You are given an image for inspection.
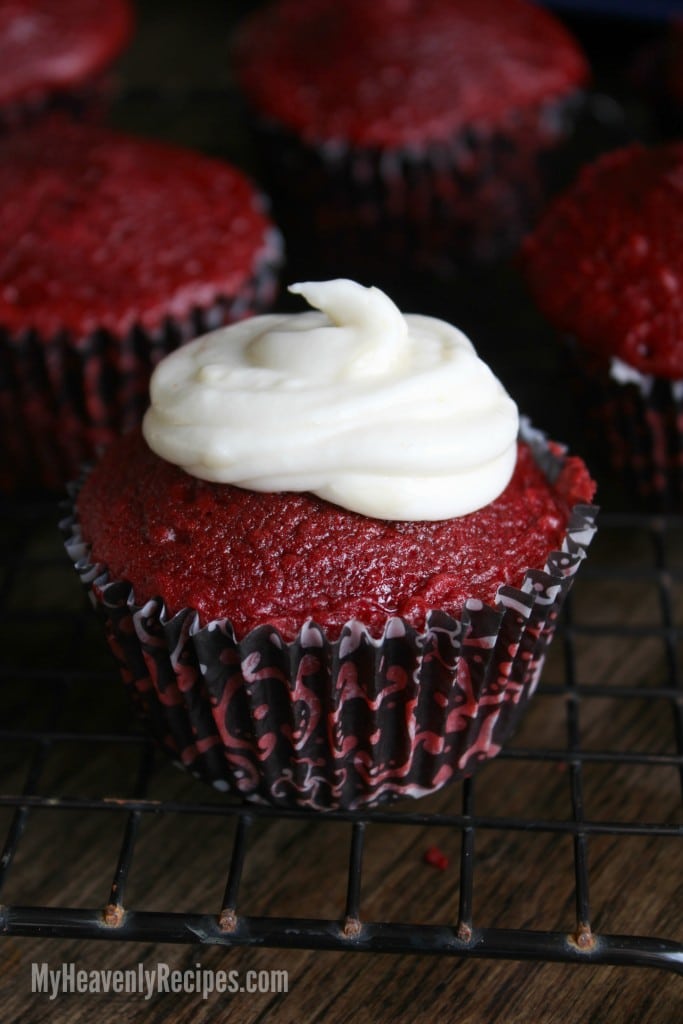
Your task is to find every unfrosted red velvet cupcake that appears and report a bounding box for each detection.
[0,0,134,126]
[64,280,597,809]
[520,142,683,506]
[232,0,589,273]
[0,116,283,492]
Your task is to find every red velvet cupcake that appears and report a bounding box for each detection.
[520,142,683,506]
[64,280,597,809]
[0,0,134,127]
[0,116,283,492]
[232,0,589,274]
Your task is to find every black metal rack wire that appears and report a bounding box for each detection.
[0,501,681,975]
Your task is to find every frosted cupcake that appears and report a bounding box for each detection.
[64,280,597,809]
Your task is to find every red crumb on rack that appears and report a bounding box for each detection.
[423,846,449,871]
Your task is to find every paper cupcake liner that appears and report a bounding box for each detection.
[247,92,584,276]
[570,346,683,509]
[0,233,283,494]
[62,426,598,811]
[0,73,118,133]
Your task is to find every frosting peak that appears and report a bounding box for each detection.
[142,279,519,520]
[244,280,410,383]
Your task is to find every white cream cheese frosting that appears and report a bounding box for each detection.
[142,279,519,520]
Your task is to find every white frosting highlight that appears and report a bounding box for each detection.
[142,279,519,520]
[609,355,654,396]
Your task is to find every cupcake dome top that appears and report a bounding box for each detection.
[77,429,595,641]
[0,0,134,108]
[0,117,281,341]
[521,143,683,379]
[233,0,588,148]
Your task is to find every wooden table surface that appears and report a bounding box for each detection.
[1,2,682,1021]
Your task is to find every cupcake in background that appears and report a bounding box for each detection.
[64,279,597,810]
[0,115,283,493]
[0,0,134,128]
[520,142,683,508]
[231,0,589,278]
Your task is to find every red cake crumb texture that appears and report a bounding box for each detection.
[76,430,596,642]
[0,0,134,107]
[423,846,450,871]
[233,0,588,148]
[0,116,279,341]
[521,143,683,380]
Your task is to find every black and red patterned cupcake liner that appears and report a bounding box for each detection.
[247,93,584,279]
[570,346,683,509]
[62,425,598,811]
[0,77,110,132]
[0,233,283,494]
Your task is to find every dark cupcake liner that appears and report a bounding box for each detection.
[0,230,283,494]
[569,345,683,509]
[0,72,120,134]
[246,91,584,278]
[62,424,598,810]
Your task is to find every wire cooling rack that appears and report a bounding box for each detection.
[0,499,681,975]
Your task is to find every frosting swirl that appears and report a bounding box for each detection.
[142,279,519,519]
